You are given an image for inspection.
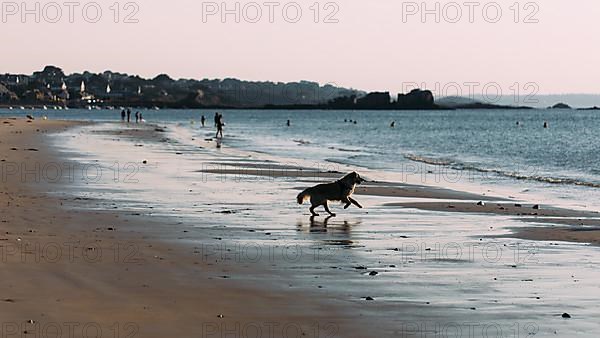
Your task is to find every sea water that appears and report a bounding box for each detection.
[3,108,600,210]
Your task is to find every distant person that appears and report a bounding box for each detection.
[390,121,395,128]
[353,120,357,124]
[121,109,126,121]
[544,121,548,128]
[516,121,520,126]
[139,112,143,122]
[214,112,219,127]
[126,109,131,123]
[201,115,206,127]
[344,119,347,123]
[216,113,224,139]
[135,111,139,123]
[287,119,291,127]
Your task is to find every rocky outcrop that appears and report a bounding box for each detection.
[356,92,391,108]
[396,89,435,109]
[549,103,572,109]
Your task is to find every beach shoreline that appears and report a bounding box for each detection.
[3,117,600,337]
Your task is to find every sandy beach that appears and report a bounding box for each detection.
[3,118,600,337]
[0,119,382,337]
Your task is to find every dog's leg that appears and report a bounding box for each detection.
[323,202,336,217]
[342,197,351,209]
[348,197,363,209]
[309,205,319,217]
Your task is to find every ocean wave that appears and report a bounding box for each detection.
[404,154,454,166]
[325,158,357,166]
[405,154,600,188]
[494,171,600,188]
[327,146,361,153]
[293,139,311,145]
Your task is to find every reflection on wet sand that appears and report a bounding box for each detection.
[295,215,359,234]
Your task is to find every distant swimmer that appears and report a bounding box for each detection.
[353,120,357,124]
[390,121,395,128]
[344,119,347,122]
[544,121,548,128]
[287,119,291,127]
[516,121,520,126]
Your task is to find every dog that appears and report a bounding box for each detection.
[296,172,366,217]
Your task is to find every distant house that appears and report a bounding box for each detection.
[78,81,96,102]
[46,81,70,102]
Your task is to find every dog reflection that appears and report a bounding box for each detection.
[310,215,335,227]
[295,216,355,234]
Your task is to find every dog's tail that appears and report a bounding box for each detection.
[296,189,311,204]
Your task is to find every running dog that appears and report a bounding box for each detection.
[296,172,366,216]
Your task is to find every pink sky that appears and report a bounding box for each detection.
[2,0,599,94]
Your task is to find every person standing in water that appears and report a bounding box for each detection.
[139,112,143,123]
[121,109,126,121]
[390,121,395,128]
[126,109,131,123]
[135,111,139,123]
[214,112,219,127]
[215,113,224,138]
[287,119,291,127]
[201,115,206,127]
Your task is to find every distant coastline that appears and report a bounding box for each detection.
[2,66,599,111]
[0,66,439,110]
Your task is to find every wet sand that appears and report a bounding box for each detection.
[385,201,600,218]
[506,226,600,245]
[199,164,506,201]
[201,158,600,246]
[385,202,600,244]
